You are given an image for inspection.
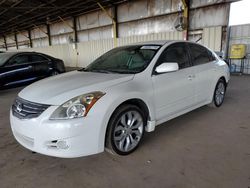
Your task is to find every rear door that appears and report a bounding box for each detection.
[152,42,196,121]
[0,54,34,87]
[187,43,217,104]
[30,53,50,78]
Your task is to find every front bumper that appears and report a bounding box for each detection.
[10,106,105,158]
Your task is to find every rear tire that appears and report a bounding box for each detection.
[209,78,226,108]
[105,104,146,155]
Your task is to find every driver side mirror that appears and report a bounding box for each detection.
[155,62,179,74]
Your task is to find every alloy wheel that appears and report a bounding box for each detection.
[215,82,225,106]
[113,110,144,153]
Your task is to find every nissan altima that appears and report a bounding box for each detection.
[10,41,230,158]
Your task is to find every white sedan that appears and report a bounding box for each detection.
[10,41,230,158]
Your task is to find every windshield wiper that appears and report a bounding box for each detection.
[79,68,111,73]
[81,68,136,74]
[88,69,114,74]
[106,69,137,74]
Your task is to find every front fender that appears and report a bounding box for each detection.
[90,84,155,152]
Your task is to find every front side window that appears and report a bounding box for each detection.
[8,55,29,66]
[156,43,190,70]
[189,43,215,66]
[83,45,161,74]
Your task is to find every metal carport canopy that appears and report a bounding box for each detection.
[0,0,126,36]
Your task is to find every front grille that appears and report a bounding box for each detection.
[12,97,50,119]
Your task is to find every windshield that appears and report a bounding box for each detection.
[0,52,16,66]
[83,45,161,74]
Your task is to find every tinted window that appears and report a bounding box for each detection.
[157,43,190,69]
[0,53,17,66]
[31,54,48,62]
[189,44,215,66]
[8,55,29,66]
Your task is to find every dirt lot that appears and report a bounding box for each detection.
[0,75,249,188]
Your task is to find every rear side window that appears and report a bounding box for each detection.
[189,43,215,66]
[31,54,48,62]
[8,55,29,66]
[157,43,190,69]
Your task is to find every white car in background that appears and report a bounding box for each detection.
[10,41,230,158]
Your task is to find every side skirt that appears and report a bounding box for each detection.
[155,101,210,127]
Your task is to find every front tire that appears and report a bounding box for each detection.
[106,104,146,155]
[210,78,226,107]
[50,70,59,76]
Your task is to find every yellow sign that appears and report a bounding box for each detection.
[230,44,246,59]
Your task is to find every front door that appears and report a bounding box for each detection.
[152,43,196,121]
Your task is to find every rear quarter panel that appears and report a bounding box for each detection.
[207,59,230,103]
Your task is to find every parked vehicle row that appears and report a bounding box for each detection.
[9,41,230,158]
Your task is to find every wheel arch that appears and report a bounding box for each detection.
[219,76,227,87]
[209,76,227,103]
[113,98,150,120]
[102,97,152,149]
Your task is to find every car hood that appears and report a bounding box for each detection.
[18,71,134,105]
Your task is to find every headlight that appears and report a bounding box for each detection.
[50,91,105,120]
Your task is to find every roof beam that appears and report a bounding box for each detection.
[0,0,93,33]
[0,6,115,9]
[0,0,23,17]
[73,16,78,43]
[3,35,7,51]
[28,29,32,48]
[14,33,18,49]
[38,0,67,14]
[0,0,57,27]
[46,24,51,46]
[0,0,7,6]
[32,24,48,35]
[97,2,117,46]
[58,16,74,30]
[0,0,125,36]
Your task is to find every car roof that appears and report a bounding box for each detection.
[130,40,172,46]
[0,51,36,56]
[124,40,200,46]
[1,51,51,57]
